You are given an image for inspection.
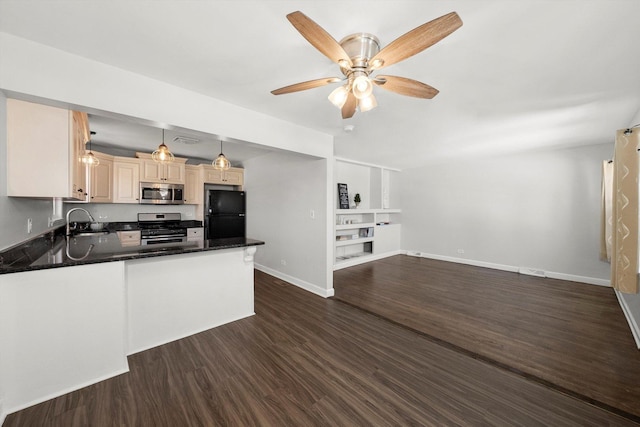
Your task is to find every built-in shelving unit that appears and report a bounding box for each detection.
[334,156,403,269]
[334,209,401,268]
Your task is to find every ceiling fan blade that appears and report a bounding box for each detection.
[369,12,462,71]
[271,77,341,95]
[287,11,353,67]
[373,75,439,99]
[342,92,357,119]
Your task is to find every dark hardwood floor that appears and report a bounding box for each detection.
[5,268,639,426]
[334,255,640,422]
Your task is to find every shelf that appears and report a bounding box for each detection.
[335,252,371,261]
[336,208,401,214]
[335,237,374,247]
[336,222,376,230]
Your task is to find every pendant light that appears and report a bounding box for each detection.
[152,129,175,163]
[81,131,100,167]
[212,140,231,170]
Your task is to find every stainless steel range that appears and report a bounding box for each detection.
[138,213,187,246]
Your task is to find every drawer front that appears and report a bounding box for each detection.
[187,227,204,240]
[117,230,141,246]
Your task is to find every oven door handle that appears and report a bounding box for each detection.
[142,233,187,239]
[141,237,187,245]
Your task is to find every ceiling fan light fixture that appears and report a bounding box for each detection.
[370,58,384,69]
[338,59,351,69]
[359,93,378,112]
[152,129,175,163]
[212,140,231,170]
[272,11,463,119]
[352,73,373,99]
[328,85,350,108]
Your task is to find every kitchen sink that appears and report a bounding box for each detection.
[70,231,109,237]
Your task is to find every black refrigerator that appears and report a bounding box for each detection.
[205,190,246,239]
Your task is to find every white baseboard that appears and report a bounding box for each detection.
[255,264,334,298]
[333,250,404,270]
[127,312,256,356]
[407,251,610,287]
[4,367,129,418]
[615,291,640,349]
[407,251,519,273]
[545,271,610,287]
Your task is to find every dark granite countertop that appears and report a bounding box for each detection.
[0,225,264,275]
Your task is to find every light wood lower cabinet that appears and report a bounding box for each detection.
[113,157,140,204]
[117,230,141,246]
[186,227,204,240]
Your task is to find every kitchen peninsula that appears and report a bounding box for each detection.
[0,223,264,416]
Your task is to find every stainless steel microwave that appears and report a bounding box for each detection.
[139,182,184,205]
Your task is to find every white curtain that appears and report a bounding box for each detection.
[600,160,613,262]
[609,129,639,294]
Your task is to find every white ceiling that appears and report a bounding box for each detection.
[1,0,640,169]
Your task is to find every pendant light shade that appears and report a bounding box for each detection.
[212,140,231,170]
[152,129,175,163]
[81,134,100,167]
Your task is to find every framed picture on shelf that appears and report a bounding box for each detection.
[337,183,349,209]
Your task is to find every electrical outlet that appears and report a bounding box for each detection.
[310,209,315,219]
[280,259,287,266]
[27,218,32,234]
[457,249,465,254]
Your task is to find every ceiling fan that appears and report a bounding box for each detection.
[271,11,463,119]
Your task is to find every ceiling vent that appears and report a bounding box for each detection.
[173,136,200,145]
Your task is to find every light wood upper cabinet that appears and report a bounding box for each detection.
[184,165,201,205]
[72,111,89,201]
[7,99,88,200]
[113,157,140,204]
[199,165,244,186]
[136,153,186,184]
[89,152,113,203]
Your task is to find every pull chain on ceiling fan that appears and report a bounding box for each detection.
[271,11,463,119]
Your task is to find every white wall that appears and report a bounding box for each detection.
[400,143,613,284]
[244,152,332,297]
[0,33,333,159]
[335,161,371,209]
[0,92,54,251]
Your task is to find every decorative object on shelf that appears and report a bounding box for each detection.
[270,10,463,119]
[338,183,349,209]
[354,193,361,208]
[212,140,231,170]
[152,129,175,164]
[81,131,100,167]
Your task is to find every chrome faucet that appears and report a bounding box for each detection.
[66,208,95,235]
